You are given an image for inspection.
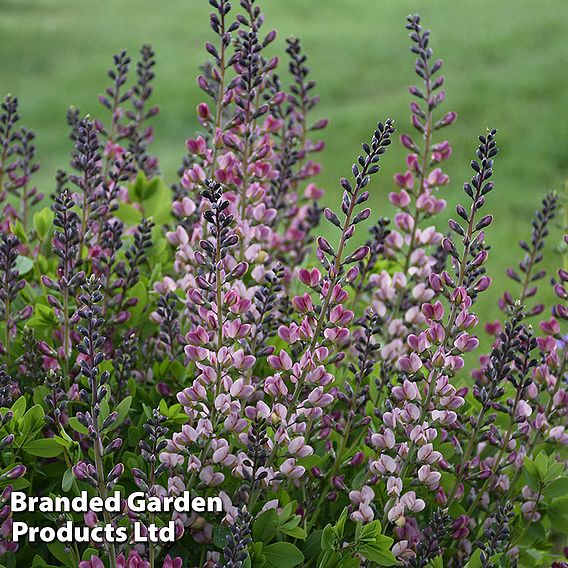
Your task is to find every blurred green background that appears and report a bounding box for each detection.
[0,0,567,322]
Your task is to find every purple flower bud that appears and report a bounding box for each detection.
[348,246,369,263]
[197,75,210,93]
[272,91,286,105]
[474,276,492,292]
[41,275,55,288]
[439,111,457,127]
[332,475,347,491]
[232,262,248,278]
[345,266,359,284]
[311,118,329,131]
[156,382,172,397]
[348,452,365,466]
[400,134,418,151]
[108,463,124,482]
[5,465,25,479]
[47,295,62,309]
[317,236,334,255]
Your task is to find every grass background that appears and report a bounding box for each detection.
[0,0,567,323]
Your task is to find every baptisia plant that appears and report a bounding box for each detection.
[0,2,566,568]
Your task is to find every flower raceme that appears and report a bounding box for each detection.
[0,4,566,568]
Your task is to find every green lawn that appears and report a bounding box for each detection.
[1,0,567,323]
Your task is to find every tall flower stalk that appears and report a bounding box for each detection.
[74,277,120,568]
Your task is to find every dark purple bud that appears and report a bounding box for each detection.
[41,275,56,288]
[271,91,286,105]
[5,465,26,480]
[310,118,329,131]
[474,276,491,292]
[348,452,365,466]
[156,382,172,397]
[317,237,334,255]
[108,463,124,482]
[197,76,210,93]
[332,475,347,491]
[352,208,371,225]
[231,262,248,279]
[348,246,369,263]
[102,412,118,430]
[324,208,341,228]
[475,215,493,230]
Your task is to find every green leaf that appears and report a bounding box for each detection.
[253,508,279,543]
[10,396,26,419]
[99,397,110,425]
[23,438,64,458]
[464,549,482,568]
[213,525,230,549]
[544,477,568,499]
[333,508,348,540]
[62,468,74,492]
[359,519,384,542]
[534,451,548,480]
[547,496,568,533]
[263,542,304,568]
[68,417,88,435]
[52,434,71,449]
[127,280,148,323]
[27,303,57,329]
[358,544,397,566]
[32,556,59,568]
[321,524,335,551]
[280,524,307,539]
[317,549,341,568]
[21,404,45,438]
[303,529,322,561]
[32,386,50,407]
[108,396,132,431]
[10,220,27,244]
[81,549,99,561]
[47,541,75,567]
[15,256,33,276]
[116,202,144,225]
[543,462,565,483]
[144,178,174,224]
[337,556,361,568]
[33,207,54,241]
[426,557,444,568]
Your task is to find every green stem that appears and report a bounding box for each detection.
[4,296,10,369]
[509,482,542,550]
[465,388,522,518]
[93,438,117,568]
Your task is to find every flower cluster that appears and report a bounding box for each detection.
[0,4,565,568]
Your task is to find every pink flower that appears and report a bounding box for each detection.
[371,454,397,475]
[540,317,560,336]
[421,300,444,321]
[398,353,423,374]
[392,379,420,401]
[393,172,414,191]
[288,437,313,458]
[79,557,105,568]
[386,476,403,497]
[418,465,441,490]
[280,458,305,479]
[400,491,425,513]
[298,267,321,287]
[426,168,449,186]
[267,349,293,371]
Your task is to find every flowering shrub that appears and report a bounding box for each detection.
[0,2,566,567]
